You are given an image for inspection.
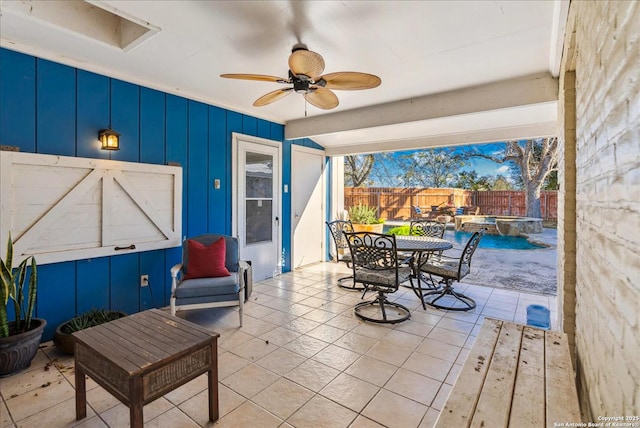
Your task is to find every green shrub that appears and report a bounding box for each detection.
[61,308,125,334]
[386,226,410,235]
[348,204,384,224]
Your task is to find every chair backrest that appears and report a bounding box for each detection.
[457,230,484,278]
[326,220,354,259]
[345,232,400,288]
[409,220,446,238]
[183,234,239,273]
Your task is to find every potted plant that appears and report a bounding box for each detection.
[348,204,385,233]
[0,233,46,377]
[54,308,126,355]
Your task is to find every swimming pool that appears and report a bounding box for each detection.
[443,230,544,250]
[382,225,544,250]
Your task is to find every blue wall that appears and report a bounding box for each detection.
[0,48,323,340]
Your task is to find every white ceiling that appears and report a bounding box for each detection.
[0,0,569,155]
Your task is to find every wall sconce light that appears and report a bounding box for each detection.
[99,128,121,151]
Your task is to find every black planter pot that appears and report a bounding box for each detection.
[54,311,126,355]
[0,319,47,378]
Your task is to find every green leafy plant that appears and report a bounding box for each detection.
[61,308,126,334]
[0,233,38,338]
[348,204,384,225]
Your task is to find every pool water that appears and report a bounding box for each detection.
[443,230,544,250]
[382,225,544,250]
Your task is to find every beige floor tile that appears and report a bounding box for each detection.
[217,351,252,380]
[287,317,322,334]
[229,337,279,361]
[362,389,428,428]
[325,314,361,331]
[415,337,462,362]
[393,320,435,337]
[222,363,280,398]
[259,326,302,347]
[218,329,254,350]
[179,384,244,424]
[162,373,208,405]
[146,407,199,428]
[344,355,399,387]
[86,384,121,414]
[283,303,315,316]
[419,407,441,427]
[349,415,387,427]
[385,368,441,406]
[5,375,75,421]
[99,397,173,427]
[287,395,357,428]
[402,352,454,382]
[320,373,380,412]
[431,383,452,411]
[255,348,307,375]
[1,399,12,427]
[312,344,361,371]
[436,317,476,335]
[243,303,277,318]
[408,311,444,327]
[333,331,379,354]
[0,362,66,397]
[14,395,94,428]
[426,327,468,347]
[252,378,314,419]
[351,323,392,340]
[384,329,424,349]
[283,335,329,358]
[262,310,298,326]
[365,341,414,367]
[300,308,338,323]
[284,359,340,392]
[307,324,347,343]
[445,364,463,385]
[213,400,282,428]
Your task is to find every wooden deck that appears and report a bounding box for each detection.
[434,318,581,428]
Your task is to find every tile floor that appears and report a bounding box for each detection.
[1,262,557,428]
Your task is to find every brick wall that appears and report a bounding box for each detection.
[560,0,640,419]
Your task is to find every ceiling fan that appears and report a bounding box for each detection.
[221,44,381,110]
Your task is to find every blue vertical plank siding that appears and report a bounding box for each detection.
[226,111,243,234]
[37,262,76,340]
[76,258,110,313]
[0,47,323,339]
[140,88,166,165]
[187,101,208,237]
[76,71,110,159]
[110,253,139,314]
[110,79,140,162]
[139,250,165,310]
[36,59,76,156]
[0,49,36,151]
[208,106,227,234]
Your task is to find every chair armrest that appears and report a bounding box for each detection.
[238,261,250,289]
[170,263,183,278]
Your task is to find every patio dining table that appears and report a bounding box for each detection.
[394,235,453,308]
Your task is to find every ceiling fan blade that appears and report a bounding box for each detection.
[305,88,339,110]
[289,49,325,78]
[220,73,288,83]
[253,88,293,107]
[319,72,382,90]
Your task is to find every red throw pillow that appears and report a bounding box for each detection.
[184,238,230,279]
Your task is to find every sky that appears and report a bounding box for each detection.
[367,141,513,186]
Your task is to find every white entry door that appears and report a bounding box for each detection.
[233,135,281,281]
[292,146,325,268]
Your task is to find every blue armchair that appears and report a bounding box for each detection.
[170,234,252,326]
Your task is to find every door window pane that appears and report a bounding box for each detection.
[245,152,273,198]
[246,200,272,244]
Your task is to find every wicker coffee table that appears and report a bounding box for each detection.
[74,309,219,427]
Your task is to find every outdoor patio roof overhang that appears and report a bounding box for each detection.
[285,72,559,156]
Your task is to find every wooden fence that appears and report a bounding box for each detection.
[344,187,558,221]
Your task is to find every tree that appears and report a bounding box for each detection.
[470,138,558,217]
[453,170,493,190]
[399,148,466,188]
[344,154,375,187]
